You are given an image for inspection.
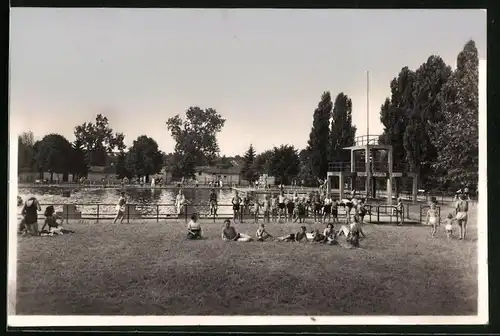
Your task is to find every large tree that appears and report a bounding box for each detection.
[432,40,479,189]
[306,92,333,179]
[68,138,89,180]
[267,145,300,185]
[166,106,226,169]
[379,67,415,172]
[34,134,73,181]
[252,150,273,176]
[403,55,452,188]
[125,135,164,182]
[74,114,126,167]
[241,144,257,181]
[297,148,316,186]
[329,92,357,163]
[18,131,36,171]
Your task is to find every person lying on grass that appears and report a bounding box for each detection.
[276,226,309,242]
[256,223,274,241]
[187,213,202,239]
[337,215,365,248]
[40,205,75,236]
[311,229,326,243]
[222,219,253,242]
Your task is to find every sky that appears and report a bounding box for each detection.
[9,8,486,156]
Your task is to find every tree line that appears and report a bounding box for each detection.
[240,40,478,190]
[18,39,478,191]
[18,114,164,182]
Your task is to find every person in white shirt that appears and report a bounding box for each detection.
[322,194,333,223]
[175,189,186,217]
[113,192,127,224]
[187,213,202,239]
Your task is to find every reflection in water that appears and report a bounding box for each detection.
[17,187,241,216]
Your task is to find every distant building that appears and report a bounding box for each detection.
[86,165,119,183]
[195,166,241,185]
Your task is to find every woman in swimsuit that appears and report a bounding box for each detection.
[338,216,365,248]
[232,191,242,223]
[270,194,278,222]
[426,202,440,237]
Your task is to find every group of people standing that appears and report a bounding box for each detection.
[228,190,368,225]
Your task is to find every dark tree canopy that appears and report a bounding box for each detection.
[68,139,89,179]
[166,106,226,168]
[241,144,257,182]
[18,131,36,172]
[330,92,357,163]
[306,91,332,179]
[267,145,300,185]
[34,134,73,181]
[404,55,452,187]
[74,114,126,167]
[125,135,164,179]
[379,67,415,172]
[432,40,479,188]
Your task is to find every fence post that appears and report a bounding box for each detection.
[438,206,441,226]
[419,205,422,224]
[377,206,379,223]
[97,204,100,223]
[65,204,69,224]
[127,204,130,223]
[156,205,159,223]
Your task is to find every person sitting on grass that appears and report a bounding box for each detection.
[40,205,75,236]
[187,213,202,240]
[337,215,366,248]
[276,226,309,242]
[311,228,326,243]
[322,222,338,245]
[221,219,253,242]
[445,213,454,239]
[256,223,274,241]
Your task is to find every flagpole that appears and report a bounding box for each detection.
[367,71,370,139]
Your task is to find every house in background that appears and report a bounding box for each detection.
[195,166,241,185]
[86,165,120,183]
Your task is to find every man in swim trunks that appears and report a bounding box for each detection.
[208,188,218,217]
[277,226,309,242]
[455,194,469,240]
[313,191,323,222]
[232,191,242,223]
[277,191,287,222]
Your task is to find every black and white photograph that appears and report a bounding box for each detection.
[8,8,487,326]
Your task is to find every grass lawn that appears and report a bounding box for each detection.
[15,203,478,316]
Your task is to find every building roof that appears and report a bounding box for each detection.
[195,165,241,175]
